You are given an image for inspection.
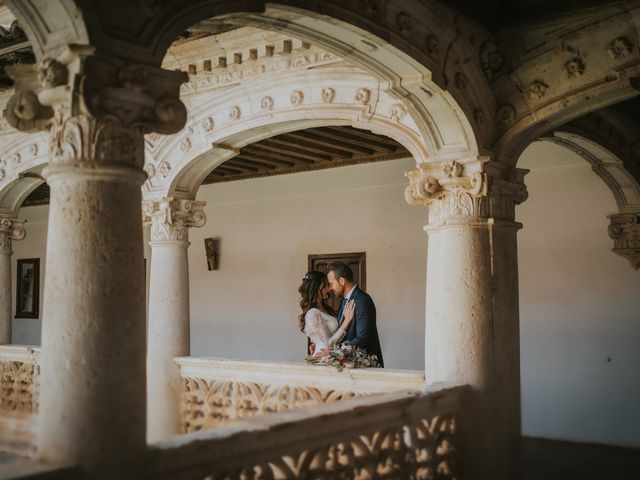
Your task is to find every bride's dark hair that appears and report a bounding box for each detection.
[298,270,334,332]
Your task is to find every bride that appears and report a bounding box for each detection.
[298,270,355,356]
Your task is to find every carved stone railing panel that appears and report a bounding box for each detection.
[175,357,425,433]
[0,345,40,455]
[181,377,361,432]
[149,385,467,480]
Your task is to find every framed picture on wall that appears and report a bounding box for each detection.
[308,252,366,313]
[16,258,40,319]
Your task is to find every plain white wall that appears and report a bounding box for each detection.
[7,141,640,447]
[188,157,428,369]
[10,204,47,346]
[518,141,640,447]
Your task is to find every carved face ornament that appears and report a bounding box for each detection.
[37,58,68,89]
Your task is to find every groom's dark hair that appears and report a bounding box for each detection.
[327,262,354,283]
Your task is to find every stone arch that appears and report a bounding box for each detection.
[0,132,48,215]
[538,115,640,269]
[488,3,640,166]
[2,0,88,58]
[142,66,460,201]
[75,1,490,151]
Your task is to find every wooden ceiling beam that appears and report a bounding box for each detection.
[243,146,317,165]
[284,130,375,156]
[238,151,298,167]
[313,127,398,152]
[222,160,260,172]
[326,126,403,148]
[252,141,331,162]
[215,166,244,175]
[232,156,280,170]
[272,134,353,158]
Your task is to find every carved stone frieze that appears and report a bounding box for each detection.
[201,116,214,132]
[180,137,191,153]
[143,163,156,179]
[608,212,640,269]
[526,80,549,102]
[389,103,407,122]
[4,46,188,168]
[142,197,206,242]
[260,96,274,111]
[426,36,440,59]
[405,158,527,225]
[0,217,26,254]
[480,40,505,80]
[608,37,632,60]
[454,72,468,92]
[229,105,241,120]
[496,104,516,127]
[290,90,304,106]
[396,12,412,38]
[565,58,585,78]
[354,88,370,105]
[157,161,171,178]
[321,88,335,104]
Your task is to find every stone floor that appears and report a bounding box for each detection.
[522,437,640,480]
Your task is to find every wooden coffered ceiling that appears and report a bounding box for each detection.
[203,126,410,185]
[23,126,410,206]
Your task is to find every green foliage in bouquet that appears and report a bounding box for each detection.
[306,343,380,371]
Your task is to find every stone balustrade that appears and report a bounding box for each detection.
[0,345,39,456]
[149,384,468,480]
[175,357,425,432]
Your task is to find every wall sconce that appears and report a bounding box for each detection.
[204,237,219,271]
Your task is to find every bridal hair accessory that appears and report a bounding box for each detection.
[303,273,312,281]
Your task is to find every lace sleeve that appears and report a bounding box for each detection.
[306,309,345,349]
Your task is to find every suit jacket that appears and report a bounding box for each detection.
[339,286,384,367]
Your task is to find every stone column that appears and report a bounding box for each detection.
[143,197,205,441]
[405,158,528,480]
[0,217,25,343]
[5,47,187,479]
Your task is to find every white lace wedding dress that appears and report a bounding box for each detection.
[304,308,346,355]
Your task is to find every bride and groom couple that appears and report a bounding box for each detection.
[298,262,384,367]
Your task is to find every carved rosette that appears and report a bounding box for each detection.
[405,158,527,226]
[608,212,640,269]
[4,45,188,169]
[0,217,26,254]
[142,197,206,243]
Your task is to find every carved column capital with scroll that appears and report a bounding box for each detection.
[0,216,26,254]
[143,197,206,243]
[608,211,640,269]
[4,45,188,169]
[405,157,528,226]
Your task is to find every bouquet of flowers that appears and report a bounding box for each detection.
[306,343,380,371]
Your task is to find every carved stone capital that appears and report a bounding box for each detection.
[4,45,188,168]
[142,198,206,243]
[0,217,26,254]
[405,158,528,226]
[608,212,640,270]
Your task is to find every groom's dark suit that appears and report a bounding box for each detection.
[338,286,384,367]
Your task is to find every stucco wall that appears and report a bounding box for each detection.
[518,141,640,448]
[187,157,428,370]
[7,141,640,447]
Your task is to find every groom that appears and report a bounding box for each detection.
[326,262,384,367]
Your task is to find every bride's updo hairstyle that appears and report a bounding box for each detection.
[298,270,331,332]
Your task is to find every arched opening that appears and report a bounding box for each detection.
[517,138,640,454]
